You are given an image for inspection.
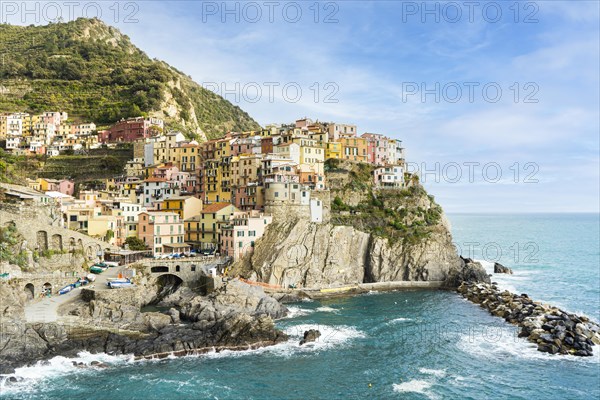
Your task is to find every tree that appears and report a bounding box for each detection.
[124,236,147,250]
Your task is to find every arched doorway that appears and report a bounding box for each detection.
[37,231,48,251]
[42,282,52,296]
[24,283,35,300]
[51,234,63,251]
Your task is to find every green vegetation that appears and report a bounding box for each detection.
[0,147,133,184]
[32,249,69,261]
[124,236,148,251]
[0,18,261,138]
[327,161,443,245]
[0,223,28,268]
[0,148,45,183]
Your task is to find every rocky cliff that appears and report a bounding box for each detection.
[232,160,469,288]
[0,279,287,374]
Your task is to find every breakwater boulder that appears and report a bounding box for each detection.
[444,257,491,288]
[299,329,321,345]
[493,262,513,274]
[458,282,600,356]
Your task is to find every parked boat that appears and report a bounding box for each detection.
[58,285,74,295]
[86,274,97,282]
[108,280,134,289]
[93,262,108,268]
[104,261,119,267]
[107,277,130,283]
[89,266,105,274]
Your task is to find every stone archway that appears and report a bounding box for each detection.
[24,283,35,300]
[86,245,95,259]
[155,273,183,299]
[42,282,52,295]
[37,231,48,251]
[51,234,63,251]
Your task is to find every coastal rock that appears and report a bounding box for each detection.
[230,186,462,288]
[0,278,289,374]
[493,262,513,274]
[444,257,491,288]
[299,329,321,345]
[457,282,600,357]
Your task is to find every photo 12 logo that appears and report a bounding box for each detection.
[401,82,540,104]
[400,1,539,24]
[202,81,339,104]
[200,1,340,23]
[405,162,540,184]
[0,1,140,24]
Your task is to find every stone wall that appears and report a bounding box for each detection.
[0,203,118,269]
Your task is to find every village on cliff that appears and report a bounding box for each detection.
[1,112,406,262]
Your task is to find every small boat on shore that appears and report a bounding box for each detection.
[58,284,74,295]
[104,261,119,267]
[89,266,106,274]
[107,280,134,289]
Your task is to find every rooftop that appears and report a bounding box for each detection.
[202,202,233,213]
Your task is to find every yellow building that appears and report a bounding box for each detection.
[340,137,368,162]
[203,160,220,203]
[88,214,125,246]
[26,178,42,191]
[184,202,238,250]
[216,138,233,203]
[0,114,7,139]
[230,154,262,187]
[172,144,200,173]
[325,142,342,160]
[156,195,202,220]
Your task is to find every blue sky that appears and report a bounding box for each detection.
[3,1,599,213]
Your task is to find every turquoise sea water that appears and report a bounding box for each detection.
[1,213,599,399]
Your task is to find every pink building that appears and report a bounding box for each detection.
[220,211,273,260]
[137,211,187,255]
[361,133,389,166]
[98,117,164,143]
[153,164,180,181]
[58,179,75,196]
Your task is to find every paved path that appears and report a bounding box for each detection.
[24,266,124,323]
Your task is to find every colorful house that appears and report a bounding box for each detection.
[138,211,186,255]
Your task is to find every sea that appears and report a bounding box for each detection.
[1,213,599,399]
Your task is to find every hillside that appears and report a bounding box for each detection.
[0,18,261,139]
[0,147,132,184]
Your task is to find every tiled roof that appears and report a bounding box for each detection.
[202,202,232,213]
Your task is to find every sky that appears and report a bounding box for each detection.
[2,1,599,213]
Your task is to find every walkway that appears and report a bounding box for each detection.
[24,266,124,323]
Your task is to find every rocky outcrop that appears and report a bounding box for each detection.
[458,282,600,356]
[299,329,321,345]
[0,279,287,373]
[494,262,513,274]
[234,215,462,289]
[443,257,491,288]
